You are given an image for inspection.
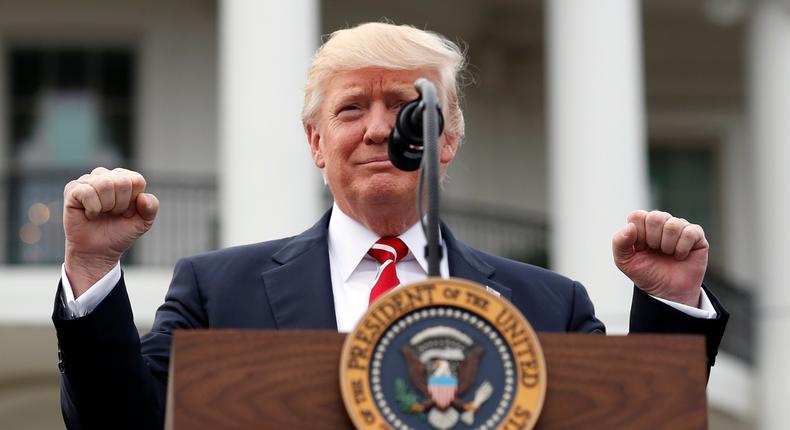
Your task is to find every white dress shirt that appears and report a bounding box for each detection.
[61,203,716,327]
[61,261,121,319]
[328,203,448,332]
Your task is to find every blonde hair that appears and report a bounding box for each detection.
[302,22,467,140]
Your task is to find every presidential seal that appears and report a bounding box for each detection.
[340,278,546,430]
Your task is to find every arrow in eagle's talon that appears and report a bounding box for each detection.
[460,381,494,425]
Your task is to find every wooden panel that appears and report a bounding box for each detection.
[537,334,707,429]
[167,331,706,430]
[168,330,352,430]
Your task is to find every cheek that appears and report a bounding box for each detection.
[341,119,367,139]
[325,123,366,156]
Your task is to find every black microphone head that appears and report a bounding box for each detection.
[388,99,423,171]
[388,98,445,172]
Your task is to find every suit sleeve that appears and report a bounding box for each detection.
[52,258,206,430]
[629,284,729,370]
[567,281,606,334]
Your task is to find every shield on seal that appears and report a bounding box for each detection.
[428,372,458,410]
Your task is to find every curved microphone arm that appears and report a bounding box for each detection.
[417,79,443,277]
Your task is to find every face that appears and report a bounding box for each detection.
[306,68,459,224]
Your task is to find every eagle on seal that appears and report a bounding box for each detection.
[400,343,485,413]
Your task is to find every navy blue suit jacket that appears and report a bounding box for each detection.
[52,210,728,430]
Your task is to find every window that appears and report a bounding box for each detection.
[649,143,721,265]
[5,47,135,264]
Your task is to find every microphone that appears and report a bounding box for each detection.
[388,95,445,171]
[389,78,444,276]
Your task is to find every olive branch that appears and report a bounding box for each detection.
[394,378,426,419]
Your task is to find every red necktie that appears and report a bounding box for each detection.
[368,237,409,305]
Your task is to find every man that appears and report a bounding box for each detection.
[53,23,727,429]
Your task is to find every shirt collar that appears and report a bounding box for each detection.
[328,203,432,282]
[399,218,430,273]
[328,203,384,283]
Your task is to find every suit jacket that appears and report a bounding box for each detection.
[52,210,729,430]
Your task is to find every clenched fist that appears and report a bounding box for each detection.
[63,167,159,298]
[612,210,708,308]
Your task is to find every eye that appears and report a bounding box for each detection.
[335,104,364,121]
[339,104,359,112]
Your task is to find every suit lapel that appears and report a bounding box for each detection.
[261,210,338,330]
[442,224,512,300]
[260,215,511,330]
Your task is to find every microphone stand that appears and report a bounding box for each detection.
[414,79,442,277]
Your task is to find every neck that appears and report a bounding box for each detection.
[336,200,419,237]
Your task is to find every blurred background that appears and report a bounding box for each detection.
[0,0,781,428]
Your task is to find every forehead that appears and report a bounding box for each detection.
[324,68,438,100]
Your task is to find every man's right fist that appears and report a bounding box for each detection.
[63,167,159,297]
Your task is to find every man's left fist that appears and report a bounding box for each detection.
[612,210,708,307]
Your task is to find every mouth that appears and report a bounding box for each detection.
[358,157,393,167]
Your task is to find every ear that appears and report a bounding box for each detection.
[439,133,460,164]
[305,124,326,168]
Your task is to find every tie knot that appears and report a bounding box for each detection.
[368,237,409,264]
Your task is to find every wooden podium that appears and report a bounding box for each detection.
[165,331,708,429]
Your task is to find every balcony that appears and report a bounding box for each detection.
[3,168,218,266]
[1,169,752,364]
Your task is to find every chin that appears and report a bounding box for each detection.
[359,178,416,205]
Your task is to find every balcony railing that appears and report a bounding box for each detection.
[703,270,754,364]
[441,201,550,267]
[2,168,218,266]
[3,169,751,362]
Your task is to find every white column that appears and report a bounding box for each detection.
[546,0,648,333]
[219,0,321,246]
[749,2,790,428]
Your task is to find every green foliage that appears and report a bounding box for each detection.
[394,378,425,419]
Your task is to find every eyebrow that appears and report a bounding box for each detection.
[332,88,368,106]
[332,84,419,106]
[385,84,418,98]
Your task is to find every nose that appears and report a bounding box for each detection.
[363,103,394,145]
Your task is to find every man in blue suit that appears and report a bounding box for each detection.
[53,23,727,430]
